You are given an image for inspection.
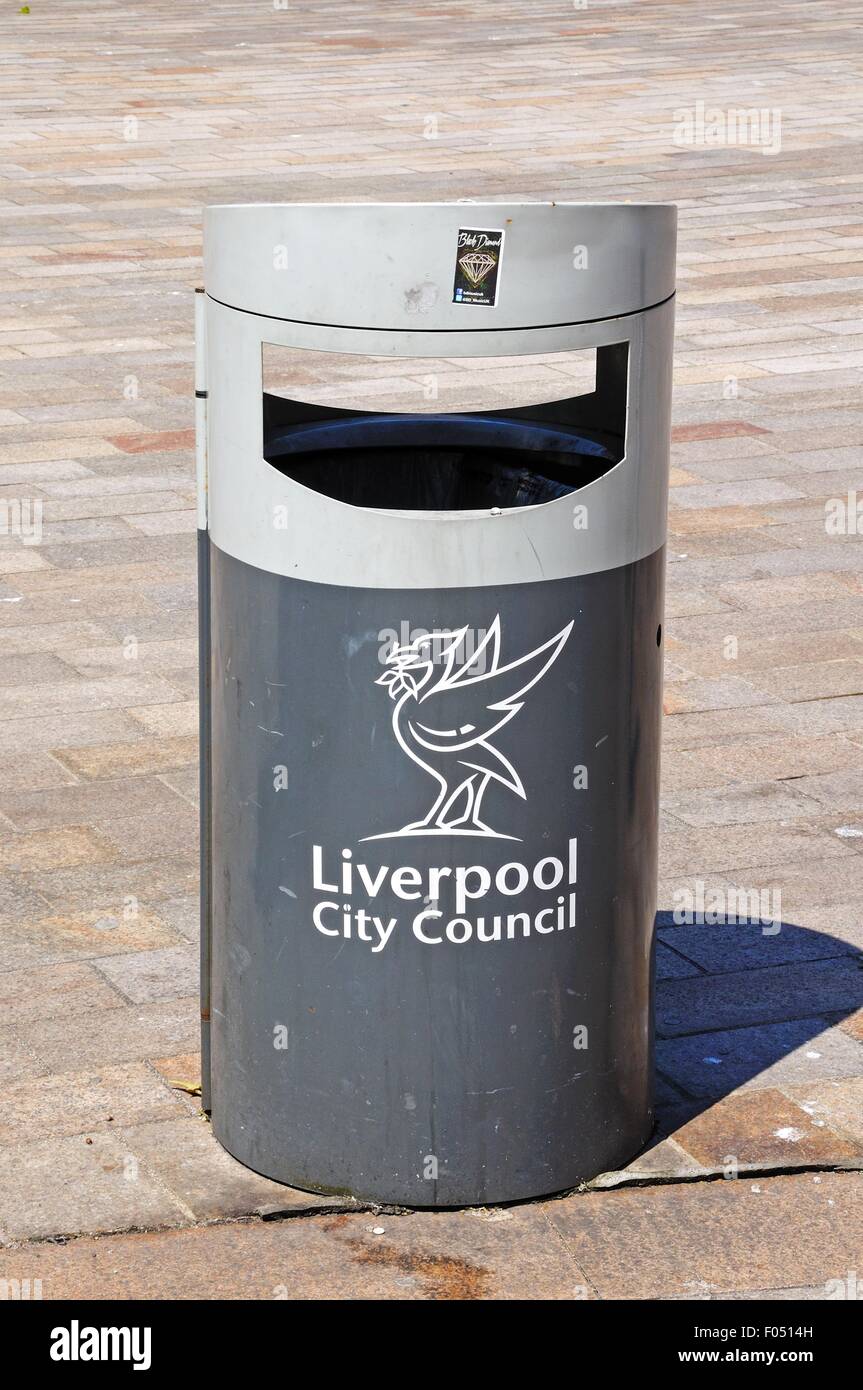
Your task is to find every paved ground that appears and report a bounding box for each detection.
[1,0,862,1299]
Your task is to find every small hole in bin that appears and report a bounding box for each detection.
[656,625,662,646]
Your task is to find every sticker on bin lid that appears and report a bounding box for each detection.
[453,228,504,307]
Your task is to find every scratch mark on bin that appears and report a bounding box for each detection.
[523,529,545,578]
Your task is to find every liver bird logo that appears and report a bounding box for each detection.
[366,615,574,841]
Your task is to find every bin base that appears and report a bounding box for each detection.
[212,1109,656,1209]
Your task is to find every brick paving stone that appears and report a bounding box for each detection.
[664,587,733,619]
[0,1132,187,1242]
[790,768,863,812]
[149,1052,200,1094]
[778,903,863,955]
[659,821,853,877]
[0,875,52,924]
[94,945,197,1004]
[669,600,863,649]
[656,941,703,981]
[782,1078,863,1147]
[708,1286,835,1301]
[839,1008,863,1044]
[749,660,863,704]
[95,805,198,859]
[0,908,180,972]
[656,875,739,916]
[597,1135,705,1186]
[0,962,122,1028]
[116,1117,334,1223]
[51,735,198,779]
[0,1203,588,1300]
[0,619,109,656]
[697,735,863,782]
[727,857,863,913]
[659,748,735,792]
[668,1088,861,1169]
[0,751,80,794]
[0,826,115,873]
[0,653,78,687]
[674,637,863,679]
[60,638,197,677]
[4,997,198,1084]
[661,781,823,828]
[0,1061,188,1146]
[17,857,196,914]
[669,479,806,510]
[126,701,198,738]
[663,675,782,715]
[0,711,146,753]
[677,460,797,485]
[778,695,863,737]
[147,894,198,942]
[544,1172,863,1300]
[157,767,198,807]
[0,674,182,722]
[0,775,190,832]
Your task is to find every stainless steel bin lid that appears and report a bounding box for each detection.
[204,201,677,332]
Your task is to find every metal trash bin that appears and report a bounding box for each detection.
[197,202,676,1206]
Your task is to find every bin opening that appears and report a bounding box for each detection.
[261,340,628,512]
[263,412,619,510]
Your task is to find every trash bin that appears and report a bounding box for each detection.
[198,202,676,1206]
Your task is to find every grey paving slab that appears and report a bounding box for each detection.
[0,1061,188,1146]
[656,941,705,981]
[116,1117,334,1222]
[657,917,858,973]
[661,781,824,828]
[93,945,198,1004]
[657,957,863,1038]
[4,997,198,1083]
[149,894,199,943]
[0,775,190,832]
[0,1203,590,1300]
[657,1018,863,1100]
[0,962,123,1028]
[543,1172,863,1300]
[0,1132,187,1241]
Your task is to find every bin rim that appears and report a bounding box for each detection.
[203,200,677,331]
[205,199,677,211]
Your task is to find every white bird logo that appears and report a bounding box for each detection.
[366,615,573,841]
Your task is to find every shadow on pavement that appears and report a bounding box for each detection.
[653,911,863,1121]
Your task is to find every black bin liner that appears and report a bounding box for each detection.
[263,413,618,511]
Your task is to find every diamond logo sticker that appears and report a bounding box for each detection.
[453,227,504,306]
[459,252,497,286]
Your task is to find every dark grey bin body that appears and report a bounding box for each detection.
[206,546,663,1204]
[198,201,676,1207]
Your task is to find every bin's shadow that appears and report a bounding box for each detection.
[652,910,863,1127]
